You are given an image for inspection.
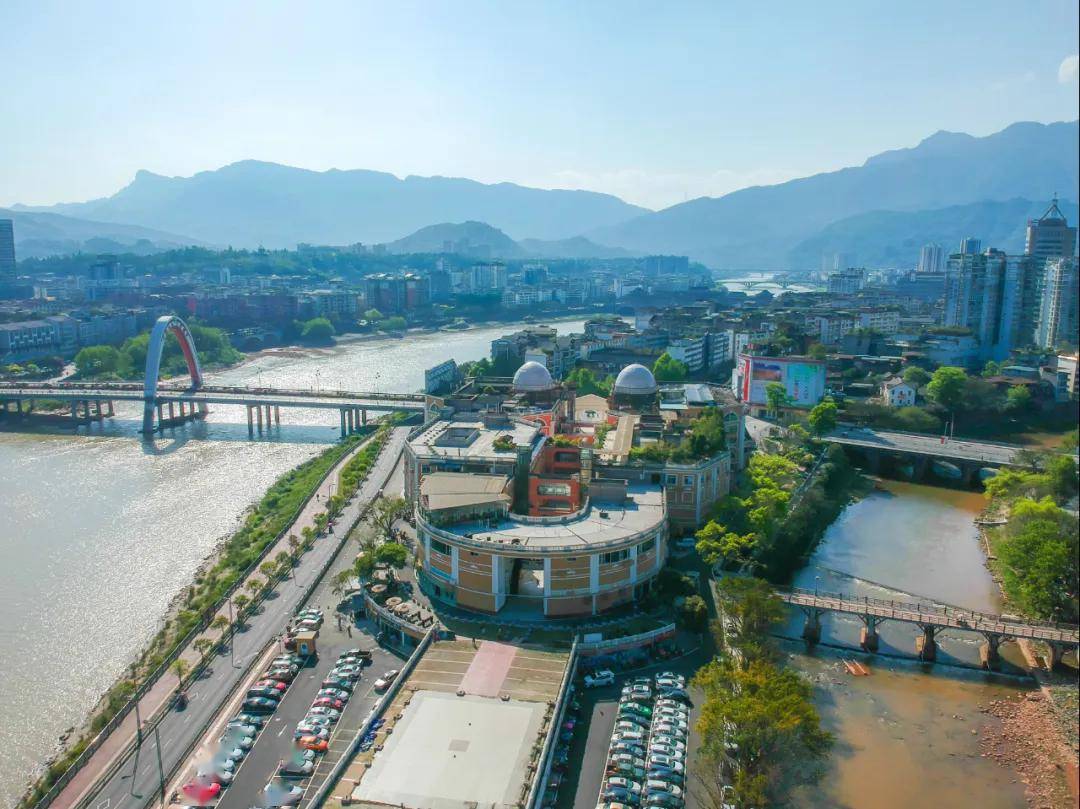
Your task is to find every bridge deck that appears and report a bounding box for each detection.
[778,588,1080,645]
[824,425,1023,466]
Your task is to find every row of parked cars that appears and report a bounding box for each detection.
[289,645,372,759]
[598,671,691,809]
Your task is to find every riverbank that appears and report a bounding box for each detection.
[18,423,391,809]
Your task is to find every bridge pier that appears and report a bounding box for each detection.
[916,624,939,661]
[247,405,254,436]
[801,608,824,646]
[859,615,881,652]
[361,408,367,426]
[256,404,264,431]
[168,402,175,420]
[274,405,280,425]
[339,409,347,438]
[980,633,1003,670]
[1048,642,1067,670]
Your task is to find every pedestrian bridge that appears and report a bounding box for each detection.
[779,587,1080,669]
[0,314,426,437]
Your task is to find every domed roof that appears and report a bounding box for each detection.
[613,363,658,395]
[513,361,554,392]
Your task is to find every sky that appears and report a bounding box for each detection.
[2,0,1078,211]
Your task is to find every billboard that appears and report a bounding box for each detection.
[736,355,825,408]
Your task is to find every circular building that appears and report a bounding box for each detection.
[512,360,554,393]
[611,363,658,408]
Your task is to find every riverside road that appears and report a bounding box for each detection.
[79,426,408,809]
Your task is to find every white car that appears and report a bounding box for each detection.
[652,721,688,739]
[645,779,683,798]
[584,669,615,688]
[374,670,399,691]
[605,776,642,795]
[613,729,645,743]
[649,738,686,756]
[307,706,340,720]
[654,706,689,722]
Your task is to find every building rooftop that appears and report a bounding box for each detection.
[420,472,511,511]
[409,418,540,461]
[431,483,664,549]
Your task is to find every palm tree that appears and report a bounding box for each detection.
[211,614,230,637]
[330,569,353,597]
[171,658,189,688]
[260,561,277,582]
[301,526,315,548]
[245,578,262,598]
[233,593,251,616]
[287,534,300,560]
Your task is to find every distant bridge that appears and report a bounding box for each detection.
[0,315,426,438]
[778,586,1079,669]
[822,425,1032,483]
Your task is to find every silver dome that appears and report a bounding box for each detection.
[512,360,554,392]
[613,363,658,395]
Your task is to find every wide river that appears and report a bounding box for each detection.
[786,481,1032,809]
[0,319,585,805]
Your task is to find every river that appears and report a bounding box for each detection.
[0,319,585,805]
[786,480,1032,809]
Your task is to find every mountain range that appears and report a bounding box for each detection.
[11,119,1079,268]
[1,207,202,259]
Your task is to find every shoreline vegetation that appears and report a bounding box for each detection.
[19,421,394,809]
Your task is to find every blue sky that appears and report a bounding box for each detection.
[3,0,1078,210]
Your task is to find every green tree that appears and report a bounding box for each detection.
[378,316,407,331]
[301,317,336,343]
[369,495,409,538]
[902,366,931,389]
[330,568,354,597]
[375,542,408,568]
[353,551,376,581]
[564,367,614,396]
[764,382,789,417]
[714,575,786,646]
[807,342,827,360]
[695,521,758,569]
[653,352,688,382]
[171,658,190,687]
[232,593,251,615]
[807,400,838,436]
[1046,454,1079,502]
[74,345,122,376]
[926,366,967,411]
[678,594,709,631]
[193,637,214,662]
[1005,384,1032,412]
[363,308,384,321]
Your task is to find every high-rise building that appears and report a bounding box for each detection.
[0,219,15,283]
[1025,198,1077,263]
[944,249,1042,360]
[1036,258,1079,349]
[959,237,982,255]
[917,243,945,273]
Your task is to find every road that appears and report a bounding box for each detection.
[824,425,1023,466]
[75,426,409,809]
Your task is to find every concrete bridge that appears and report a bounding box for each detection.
[823,425,1029,483]
[778,587,1080,669]
[0,315,426,438]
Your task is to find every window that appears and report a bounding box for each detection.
[538,483,571,497]
[601,549,629,564]
[637,538,655,554]
[683,475,694,486]
[430,538,451,556]
[666,474,677,485]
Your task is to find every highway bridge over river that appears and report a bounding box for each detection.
[778,587,1080,668]
[0,315,426,437]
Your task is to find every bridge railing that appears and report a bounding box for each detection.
[777,585,1080,636]
[0,381,427,401]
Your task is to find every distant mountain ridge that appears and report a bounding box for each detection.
[788,198,1080,268]
[16,160,647,249]
[1,207,203,259]
[588,120,1079,267]
[386,220,635,259]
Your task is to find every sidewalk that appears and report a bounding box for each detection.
[50,428,401,809]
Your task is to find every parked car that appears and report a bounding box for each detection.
[278,760,314,778]
[606,777,642,796]
[260,780,305,806]
[294,725,330,740]
[647,754,685,773]
[607,753,646,770]
[321,677,353,691]
[247,686,282,701]
[655,687,690,704]
[224,722,257,737]
[613,729,645,743]
[610,741,646,758]
[317,688,350,701]
[645,780,683,798]
[181,780,222,802]
[312,696,345,710]
[254,678,288,692]
[373,669,399,691]
[296,735,329,752]
[242,697,278,714]
[307,706,341,720]
[233,713,266,727]
[652,719,689,736]
[584,669,615,688]
[648,737,686,756]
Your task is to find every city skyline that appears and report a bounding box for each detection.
[3,1,1078,210]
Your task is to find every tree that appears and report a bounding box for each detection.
[301,526,316,548]
[260,562,277,581]
[300,317,335,344]
[232,593,251,615]
[678,595,709,631]
[211,614,231,635]
[245,578,262,598]
[354,551,376,581]
[1046,453,1079,503]
[695,521,758,569]
[193,637,213,661]
[287,534,301,559]
[74,345,123,377]
[363,308,384,322]
[564,367,614,397]
[1005,384,1033,413]
[807,342,827,360]
[653,352,688,382]
[926,366,967,411]
[378,316,407,331]
[370,495,409,538]
[330,568,354,597]
[713,576,786,647]
[902,366,931,389]
[764,382,789,417]
[375,541,408,568]
[171,658,189,687]
[807,401,838,436]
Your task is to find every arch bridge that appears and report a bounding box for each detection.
[0,315,426,438]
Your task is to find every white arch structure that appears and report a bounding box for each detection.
[141,315,205,434]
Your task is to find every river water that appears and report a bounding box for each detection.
[786,480,1032,809]
[0,319,584,805]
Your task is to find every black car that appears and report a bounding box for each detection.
[241,696,278,714]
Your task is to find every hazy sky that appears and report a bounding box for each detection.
[3,0,1078,210]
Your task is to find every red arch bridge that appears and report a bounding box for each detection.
[0,315,426,437]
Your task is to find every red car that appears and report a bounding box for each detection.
[296,735,329,752]
[254,679,288,692]
[181,780,222,802]
[312,697,344,710]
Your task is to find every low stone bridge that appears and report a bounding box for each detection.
[778,587,1080,669]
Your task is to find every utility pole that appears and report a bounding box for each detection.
[228,599,235,667]
[153,724,165,807]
